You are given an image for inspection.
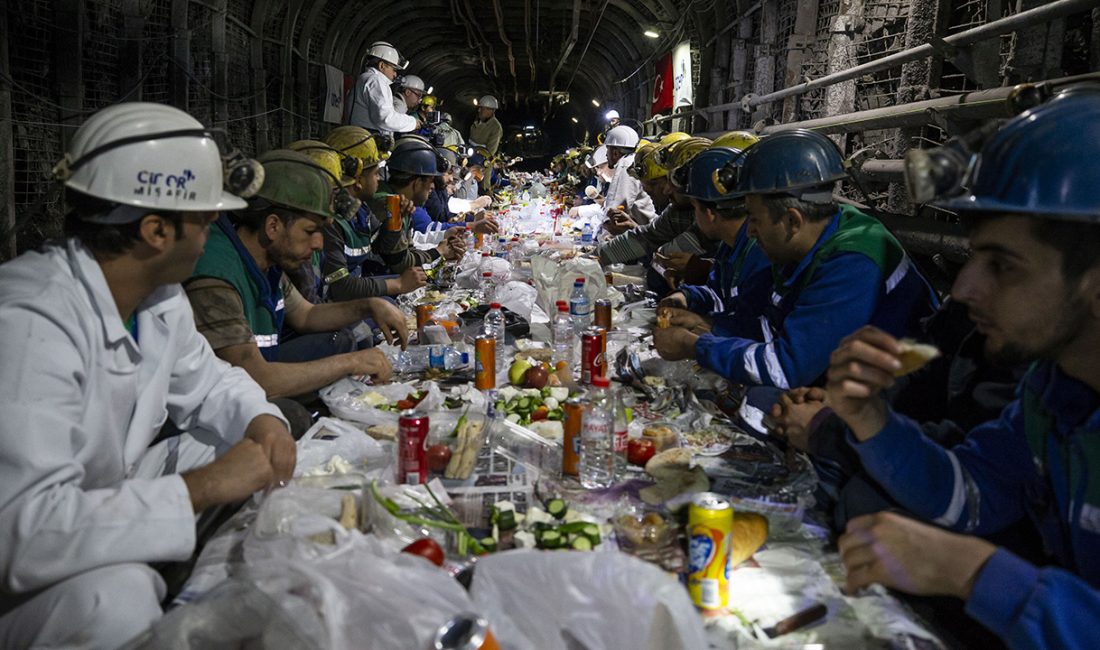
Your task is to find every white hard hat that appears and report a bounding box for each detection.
[605,109,620,121]
[604,125,640,149]
[586,144,609,168]
[478,95,500,110]
[53,102,249,217]
[401,75,426,92]
[367,41,407,69]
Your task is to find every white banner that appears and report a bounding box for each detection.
[671,41,693,131]
[322,64,345,124]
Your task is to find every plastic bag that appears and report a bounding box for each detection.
[493,280,549,324]
[240,530,476,650]
[295,417,391,478]
[319,378,419,426]
[470,549,706,650]
[122,578,323,650]
[531,255,610,320]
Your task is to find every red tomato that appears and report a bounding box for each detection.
[402,538,445,567]
[427,444,452,473]
[627,438,657,466]
[530,406,549,422]
[396,399,416,410]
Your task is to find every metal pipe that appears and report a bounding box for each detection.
[859,159,907,179]
[741,0,1100,111]
[756,71,1100,135]
[647,0,1097,127]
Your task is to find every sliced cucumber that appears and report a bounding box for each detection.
[479,537,498,553]
[545,498,568,520]
[571,536,593,551]
[539,530,562,549]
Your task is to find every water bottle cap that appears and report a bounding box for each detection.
[482,271,492,277]
[592,375,610,387]
[490,302,502,309]
[575,277,585,284]
[461,352,469,364]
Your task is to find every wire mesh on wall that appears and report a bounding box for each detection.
[2,0,345,256]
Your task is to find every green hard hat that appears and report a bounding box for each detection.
[254,149,337,219]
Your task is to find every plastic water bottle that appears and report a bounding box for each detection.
[569,278,591,334]
[429,345,470,371]
[612,387,629,479]
[551,300,575,371]
[482,302,506,369]
[579,375,614,489]
[479,271,494,304]
[581,221,594,244]
[496,236,509,259]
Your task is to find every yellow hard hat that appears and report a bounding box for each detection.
[710,130,760,151]
[287,140,355,187]
[323,126,385,179]
[663,137,713,189]
[421,94,439,109]
[659,131,691,147]
[629,142,667,181]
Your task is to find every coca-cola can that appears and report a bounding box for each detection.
[594,299,612,330]
[580,327,604,385]
[398,409,429,485]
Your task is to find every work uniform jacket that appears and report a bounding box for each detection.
[695,206,937,388]
[855,360,1100,649]
[348,67,417,136]
[0,239,279,601]
[604,153,657,225]
[679,220,771,335]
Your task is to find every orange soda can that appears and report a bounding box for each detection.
[562,397,584,477]
[475,335,496,390]
[415,304,434,343]
[385,194,402,231]
[432,613,499,650]
[688,492,734,613]
[475,232,485,249]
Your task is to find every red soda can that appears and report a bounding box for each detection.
[598,326,608,377]
[385,194,403,231]
[398,410,429,485]
[594,299,612,331]
[580,327,604,385]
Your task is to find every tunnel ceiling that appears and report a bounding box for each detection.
[317,0,688,121]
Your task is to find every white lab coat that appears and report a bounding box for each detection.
[604,153,657,225]
[348,67,418,136]
[0,240,281,600]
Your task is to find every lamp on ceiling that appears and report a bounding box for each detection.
[643,28,660,38]
[571,117,579,124]
[591,99,600,107]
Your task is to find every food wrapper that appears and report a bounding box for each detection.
[531,254,624,319]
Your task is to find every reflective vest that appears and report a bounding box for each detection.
[191,215,285,360]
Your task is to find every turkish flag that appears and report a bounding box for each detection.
[651,52,674,115]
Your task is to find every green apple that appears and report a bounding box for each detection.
[508,358,533,386]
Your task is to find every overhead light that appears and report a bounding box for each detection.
[524,125,536,130]
[427,86,434,94]
[571,117,579,124]
[591,99,600,107]
[644,29,660,39]
[473,98,479,106]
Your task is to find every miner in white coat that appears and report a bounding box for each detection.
[347,41,421,137]
[0,102,296,649]
[603,124,657,233]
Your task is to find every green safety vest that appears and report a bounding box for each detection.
[191,217,285,359]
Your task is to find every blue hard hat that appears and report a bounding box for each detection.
[467,153,487,168]
[936,94,1100,220]
[386,136,446,176]
[683,147,745,202]
[733,129,846,198]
